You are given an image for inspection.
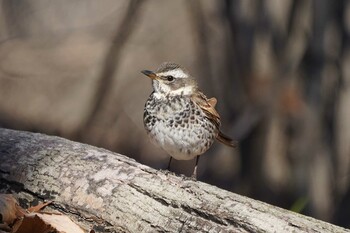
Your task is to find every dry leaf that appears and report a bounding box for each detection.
[0,194,25,225]
[12,214,55,233]
[27,201,52,213]
[14,213,85,233]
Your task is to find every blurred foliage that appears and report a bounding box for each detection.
[0,0,349,228]
[290,196,309,214]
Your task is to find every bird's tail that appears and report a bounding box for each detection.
[217,131,238,147]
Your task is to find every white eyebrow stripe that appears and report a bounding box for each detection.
[157,69,188,78]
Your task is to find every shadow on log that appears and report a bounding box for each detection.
[0,128,348,232]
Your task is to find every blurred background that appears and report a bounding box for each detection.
[0,0,349,228]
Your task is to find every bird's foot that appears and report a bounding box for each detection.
[190,163,198,180]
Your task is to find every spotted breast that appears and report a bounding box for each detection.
[143,93,218,160]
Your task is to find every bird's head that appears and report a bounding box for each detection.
[141,62,198,97]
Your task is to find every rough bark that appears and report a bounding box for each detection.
[0,128,348,233]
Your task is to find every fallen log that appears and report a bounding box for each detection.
[0,128,348,232]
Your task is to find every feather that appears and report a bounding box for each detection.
[191,91,220,128]
[217,131,238,147]
[191,91,237,147]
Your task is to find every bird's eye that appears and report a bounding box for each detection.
[166,76,174,82]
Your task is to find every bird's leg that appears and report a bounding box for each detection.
[191,155,200,179]
[167,156,173,170]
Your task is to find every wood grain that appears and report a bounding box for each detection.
[0,128,348,232]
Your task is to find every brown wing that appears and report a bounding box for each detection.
[191,91,237,148]
[191,91,220,128]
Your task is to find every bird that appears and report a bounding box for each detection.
[141,62,237,178]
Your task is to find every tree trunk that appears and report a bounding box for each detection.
[0,128,348,232]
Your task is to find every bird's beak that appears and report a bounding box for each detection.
[141,70,158,80]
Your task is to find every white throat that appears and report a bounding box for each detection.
[152,84,194,99]
[170,85,194,95]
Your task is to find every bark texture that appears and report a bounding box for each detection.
[0,128,348,232]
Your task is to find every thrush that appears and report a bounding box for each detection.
[141,62,236,178]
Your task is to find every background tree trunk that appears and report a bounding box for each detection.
[0,128,348,232]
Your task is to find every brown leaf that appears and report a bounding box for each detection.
[0,194,25,225]
[27,202,52,213]
[14,213,85,233]
[12,214,55,233]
